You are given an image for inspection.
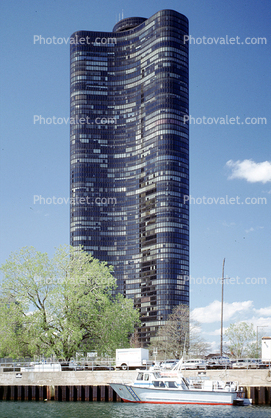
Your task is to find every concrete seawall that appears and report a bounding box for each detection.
[0,370,137,386]
[1,369,271,387]
[1,370,271,405]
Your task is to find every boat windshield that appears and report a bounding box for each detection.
[136,372,150,381]
[153,381,165,387]
[153,381,178,388]
[167,381,178,388]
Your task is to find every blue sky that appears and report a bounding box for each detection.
[0,0,270,352]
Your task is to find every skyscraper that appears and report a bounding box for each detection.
[70,10,189,345]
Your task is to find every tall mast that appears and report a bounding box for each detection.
[220,258,225,356]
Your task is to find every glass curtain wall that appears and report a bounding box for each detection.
[70,10,189,345]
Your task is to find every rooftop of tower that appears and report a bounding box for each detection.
[112,17,147,33]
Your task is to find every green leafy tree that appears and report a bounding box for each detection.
[0,246,140,359]
[246,341,258,359]
[225,322,256,358]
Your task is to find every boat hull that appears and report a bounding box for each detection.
[110,383,244,405]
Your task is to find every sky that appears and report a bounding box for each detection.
[0,0,270,353]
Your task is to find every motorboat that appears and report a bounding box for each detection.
[109,359,251,405]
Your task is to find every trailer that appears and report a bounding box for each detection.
[116,348,150,370]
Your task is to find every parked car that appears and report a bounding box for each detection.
[86,364,115,371]
[231,359,257,369]
[251,359,267,369]
[68,361,85,370]
[207,356,231,369]
[160,359,179,369]
[181,359,207,370]
[260,361,271,369]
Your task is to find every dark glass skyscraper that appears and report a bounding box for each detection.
[70,10,189,345]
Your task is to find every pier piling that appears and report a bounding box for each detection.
[0,384,270,404]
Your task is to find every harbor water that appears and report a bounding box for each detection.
[0,402,270,418]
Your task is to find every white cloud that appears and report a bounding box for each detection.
[226,159,271,183]
[253,306,271,317]
[192,304,271,353]
[245,226,264,233]
[252,317,271,330]
[190,324,202,334]
[191,300,253,324]
[203,319,270,340]
[226,316,271,333]
[222,221,236,228]
[208,340,219,352]
[204,327,227,336]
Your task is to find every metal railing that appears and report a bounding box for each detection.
[1,357,270,372]
[0,357,116,372]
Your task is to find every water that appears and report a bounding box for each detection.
[0,402,270,418]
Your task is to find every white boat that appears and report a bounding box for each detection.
[109,359,251,406]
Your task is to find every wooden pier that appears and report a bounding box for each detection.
[0,384,270,404]
[0,385,122,402]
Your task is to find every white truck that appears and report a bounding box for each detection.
[116,348,150,370]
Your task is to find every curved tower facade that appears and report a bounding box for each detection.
[70,10,189,345]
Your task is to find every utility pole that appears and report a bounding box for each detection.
[220,258,226,357]
[153,347,157,364]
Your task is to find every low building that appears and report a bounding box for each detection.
[262,336,271,361]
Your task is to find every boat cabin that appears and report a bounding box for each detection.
[134,370,189,390]
[134,370,238,392]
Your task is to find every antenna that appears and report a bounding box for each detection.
[122,9,124,20]
[220,258,225,356]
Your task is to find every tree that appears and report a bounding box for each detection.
[225,322,256,358]
[189,320,211,358]
[149,304,210,359]
[149,304,189,359]
[130,329,142,348]
[246,341,258,359]
[0,245,140,359]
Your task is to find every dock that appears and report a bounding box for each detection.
[0,369,270,405]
